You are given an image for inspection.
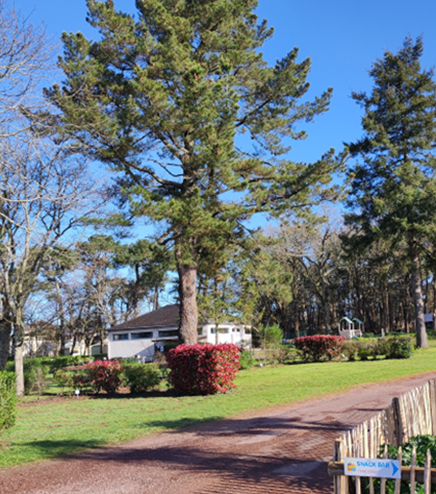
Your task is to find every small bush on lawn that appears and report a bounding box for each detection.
[239,349,256,370]
[294,335,344,362]
[342,339,361,361]
[167,343,240,395]
[357,338,383,361]
[86,360,124,394]
[385,335,413,359]
[123,363,161,393]
[0,371,16,433]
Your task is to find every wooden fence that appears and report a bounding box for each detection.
[329,379,436,493]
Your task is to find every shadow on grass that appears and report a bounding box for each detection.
[19,439,103,459]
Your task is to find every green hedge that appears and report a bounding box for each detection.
[342,336,413,361]
[0,371,16,433]
[123,363,161,393]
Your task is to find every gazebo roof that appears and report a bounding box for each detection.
[339,317,353,324]
[353,318,363,324]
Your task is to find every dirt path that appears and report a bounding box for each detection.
[1,372,436,494]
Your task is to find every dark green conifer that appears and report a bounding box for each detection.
[346,37,436,348]
[46,0,338,344]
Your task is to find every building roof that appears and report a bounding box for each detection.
[108,304,179,332]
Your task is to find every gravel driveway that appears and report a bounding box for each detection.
[1,372,436,494]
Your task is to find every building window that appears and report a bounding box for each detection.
[245,329,251,334]
[113,333,129,341]
[131,331,153,339]
[197,327,203,335]
[158,330,179,338]
[210,327,229,334]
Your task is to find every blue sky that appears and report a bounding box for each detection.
[19,0,436,165]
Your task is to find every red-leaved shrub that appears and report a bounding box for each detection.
[86,360,124,394]
[294,335,344,362]
[167,344,241,395]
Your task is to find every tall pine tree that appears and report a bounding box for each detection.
[346,36,436,348]
[46,0,338,344]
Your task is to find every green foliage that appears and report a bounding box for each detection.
[239,349,256,370]
[0,371,16,433]
[342,336,412,361]
[362,436,436,493]
[385,335,414,359]
[123,363,161,393]
[357,338,383,360]
[341,339,361,361]
[259,324,283,348]
[23,359,49,395]
[345,36,436,348]
[47,0,340,341]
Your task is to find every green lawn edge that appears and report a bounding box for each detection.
[2,344,436,469]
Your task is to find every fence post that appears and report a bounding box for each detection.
[424,449,431,494]
[394,446,402,494]
[334,439,349,494]
[410,445,416,494]
[429,380,436,436]
[392,397,403,446]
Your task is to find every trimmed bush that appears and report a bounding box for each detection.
[86,360,124,394]
[0,371,16,433]
[385,335,413,359]
[123,363,161,393]
[167,343,240,395]
[294,335,344,362]
[357,338,383,361]
[342,339,361,361]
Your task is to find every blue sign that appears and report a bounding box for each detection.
[344,457,401,479]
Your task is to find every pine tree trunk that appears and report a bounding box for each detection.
[411,244,429,348]
[177,261,198,345]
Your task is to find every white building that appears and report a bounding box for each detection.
[107,304,251,361]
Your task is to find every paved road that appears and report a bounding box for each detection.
[1,372,436,494]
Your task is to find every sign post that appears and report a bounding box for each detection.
[344,457,401,479]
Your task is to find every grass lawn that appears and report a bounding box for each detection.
[2,342,436,468]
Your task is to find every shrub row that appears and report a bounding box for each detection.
[342,336,413,361]
[167,343,240,395]
[293,334,413,362]
[294,335,344,362]
[55,360,161,394]
[0,371,16,434]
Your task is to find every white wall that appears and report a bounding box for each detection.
[108,331,155,362]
